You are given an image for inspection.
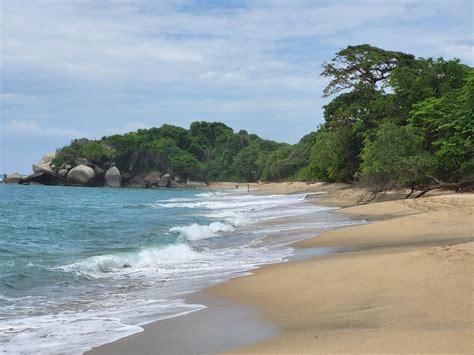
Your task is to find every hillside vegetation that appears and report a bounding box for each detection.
[52,44,473,188]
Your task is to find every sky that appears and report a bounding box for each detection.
[1,0,472,174]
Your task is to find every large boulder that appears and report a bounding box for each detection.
[4,173,23,184]
[159,174,171,187]
[66,165,96,186]
[58,169,68,178]
[144,171,161,188]
[74,157,92,167]
[128,175,145,188]
[105,166,122,187]
[38,152,56,166]
[32,163,55,175]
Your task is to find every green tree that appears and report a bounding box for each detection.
[321,44,415,96]
[409,70,474,179]
[307,127,360,182]
[360,121,432,188]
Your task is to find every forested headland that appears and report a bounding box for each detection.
[43,45,473,190]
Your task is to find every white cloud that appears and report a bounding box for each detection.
[1,120,83,138]
[0,0,472,173]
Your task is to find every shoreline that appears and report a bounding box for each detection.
[89,184,473,354]
[212,193,473,354]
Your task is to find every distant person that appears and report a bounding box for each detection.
[247,184,250,193]
[235,183,239,189]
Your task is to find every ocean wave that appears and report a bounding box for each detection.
[152,193,309,211]
[170,222,236,241]
[60,244,206,278]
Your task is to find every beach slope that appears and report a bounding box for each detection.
[212,194,473,354]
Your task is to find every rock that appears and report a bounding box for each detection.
[144,171,161,188]
[4,173,23,184]
[32,163,55,175]
[23,172,63,185]
[159,174,171,187]
[66,165,96,186]
[169,180,185,188]
[38,152,56,166]
[105,166,122,187]
[74,157,92,167]
[65,164,72,171]
[93,166,105,186]
[174,175,186,184]
[58,169,68,178]
[129,174,145,187]
[186,179,208,188]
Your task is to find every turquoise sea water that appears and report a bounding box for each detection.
[0,184,362,353]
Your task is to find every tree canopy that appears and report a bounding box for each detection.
[53,44,472,188]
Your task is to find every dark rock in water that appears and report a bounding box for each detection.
[122,263,131,268]
[74,157,92,167]
[66,165,96,186]
[4,173,23,184]
[169,180,185,188]
[22,172,64,185]
[159,174,171,187]
[105,166,122,187]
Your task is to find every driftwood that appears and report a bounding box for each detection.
[405,176,466,199]
[358,175,474,204]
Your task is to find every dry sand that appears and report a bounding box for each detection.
[211,192,474,354]
[90,183,473,354]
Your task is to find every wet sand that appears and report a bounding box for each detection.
[212,193,474,354]
[90,184,473,354]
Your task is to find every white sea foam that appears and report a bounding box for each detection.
[170,221,236,241]
[2,189,366,354]
[61,244,206,278]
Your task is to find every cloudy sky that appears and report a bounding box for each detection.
[1,0,472,173]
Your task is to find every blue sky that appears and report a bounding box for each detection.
[1,0,472,173]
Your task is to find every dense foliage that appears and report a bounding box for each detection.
[306,44,473,188]
[53,122,288,182]
[53,44,473,187]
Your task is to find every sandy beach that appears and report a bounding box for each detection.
[91,183,473,354]
[212,188,474,354]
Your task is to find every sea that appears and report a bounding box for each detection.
[0,184,363,354]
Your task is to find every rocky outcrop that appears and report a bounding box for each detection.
[66,165,96,186]
[4,173,24,184]
[169,180,185,188]
[105,166,122,187]
[144,171,161,188]
[38,152,56,166]
[32,163,55,175]
[58,169,68,178]
[159,174,171,187]
[23,172,64,185]
[93,166,105,186]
